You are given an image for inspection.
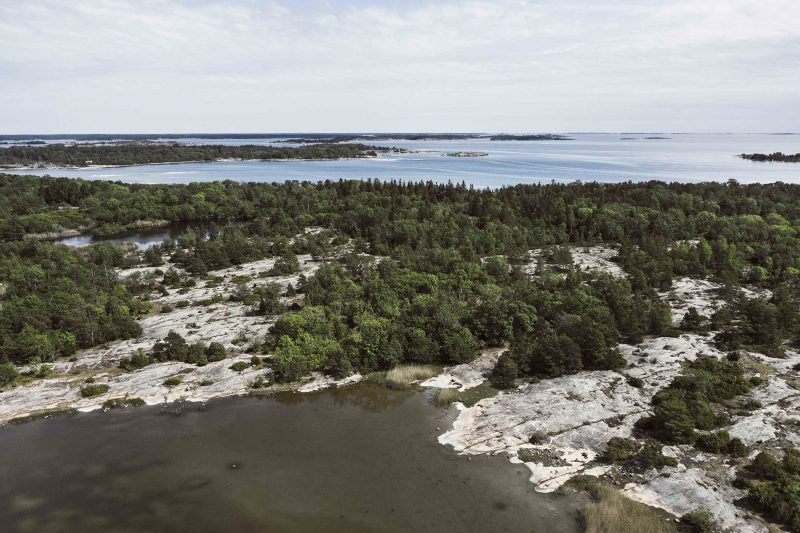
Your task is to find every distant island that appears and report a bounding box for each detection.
[443,151,488,157]
[0,143,386,168]
[280,134,481,143]
[740,152,800,163]
[489,134,573,141]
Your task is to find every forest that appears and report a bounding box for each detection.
[3,174,800,373]
[0,143,384,167]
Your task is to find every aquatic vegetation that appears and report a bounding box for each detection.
[374,364,440,390]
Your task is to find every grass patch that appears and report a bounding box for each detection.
[102,397,146,409]
[373,365,440,389]
[80,384,110,398]
[563,476,678,533]
[433,382,498,407]
[8,407,78,424]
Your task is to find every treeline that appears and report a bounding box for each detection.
[7,175,800,287]
[0,143,383,167]
[741,152,800,163]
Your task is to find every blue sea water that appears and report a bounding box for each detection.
[3,133,799,186]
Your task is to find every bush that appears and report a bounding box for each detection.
[600,437,640,463]
[80,384,110,397]
[269,252,300,275]
[726,437,748,457]
[490,352,518,389]
[529,432,545,445]
[162,377,182,387]
[625,375,644,388]
[206,342,227,362]
[681,509,719,533]
[119,349,154,371]
[695,431,731,454]
[229,361,249,372]
[0,362,19,387]
[751,451,782,480]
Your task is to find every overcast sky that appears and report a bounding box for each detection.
[1,0,799,133]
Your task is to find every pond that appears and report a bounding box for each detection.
[0,384,584,533]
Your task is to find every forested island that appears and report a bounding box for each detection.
[0,143,385,168]
[741,152,800,163]
[4,175,800,531]
[490,134,573,141]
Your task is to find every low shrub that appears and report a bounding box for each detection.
[625,375,645,388]
[80,384,110,397]
[681,509,719,533]
[229,361,249,372]
[0,362,19,388]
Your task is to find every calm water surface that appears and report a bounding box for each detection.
[0,384,583,533]
[4,133,800,185]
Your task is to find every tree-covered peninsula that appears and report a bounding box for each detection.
[0,143,385,168]
[740,152,800,163]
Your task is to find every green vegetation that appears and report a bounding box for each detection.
[80,383,110,397]
[162,377,182,387]
[637,357,750,444]
[563,476,678,533]
[5,176,800,396]
[433,382,498,407]
[737,449,800,531]
[0,361,19,388]
[490,352,518,389]
[8,407,78,424]
[147,331,227,365]
[0,143,384,167]
[599,437,678,471]
[102,397,146,409]
[681,509,720,533]
[229,361,249,372]
[373,364,440,389]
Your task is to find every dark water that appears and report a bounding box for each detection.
[54,221,240,249]
[54,225,182,249]
[0,385,583,533]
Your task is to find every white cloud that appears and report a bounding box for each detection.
[0,0,798,132]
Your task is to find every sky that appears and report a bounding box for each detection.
[1,0,799,133]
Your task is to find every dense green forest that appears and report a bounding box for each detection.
[741,152,800,163]
[0,143,384,167]
[4,174,800,373]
